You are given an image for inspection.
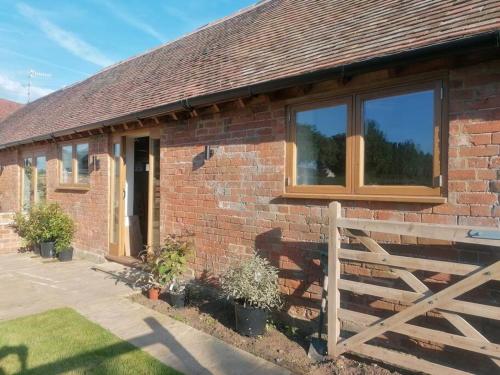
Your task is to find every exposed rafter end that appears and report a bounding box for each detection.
[212,104,220,113]
[169,112,178,121]
[237,98,246,108]
[153,117,160,125]
[123,123,129,130]
[190,109,198,118]
[137,119,144,127]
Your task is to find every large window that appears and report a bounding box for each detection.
[59,142,90,187]
[21,154,46,210]
[286,80,444,201]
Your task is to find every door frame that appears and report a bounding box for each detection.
[108,128,160,256]
[109,135,126,256]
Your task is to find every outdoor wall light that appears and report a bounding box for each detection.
[204,145,216,160]
[92,155,101,171]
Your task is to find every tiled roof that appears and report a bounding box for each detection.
[0,0,499,147]
[0,99,22,121]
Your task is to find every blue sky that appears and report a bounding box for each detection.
[0,0,255,103]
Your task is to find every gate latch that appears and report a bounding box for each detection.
[468,230,500,240]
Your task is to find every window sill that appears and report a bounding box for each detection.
[281,192,447,204]
[55,185,90,192]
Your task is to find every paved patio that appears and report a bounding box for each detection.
[0,252,290,375]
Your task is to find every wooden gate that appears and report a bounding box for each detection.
[327,202,500,375]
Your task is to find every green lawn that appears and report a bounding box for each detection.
[0,308,181,375]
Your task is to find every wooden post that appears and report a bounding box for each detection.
[328,201,341,357]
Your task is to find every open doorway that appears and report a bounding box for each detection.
[108,130,160,261]
[126,136,149,257]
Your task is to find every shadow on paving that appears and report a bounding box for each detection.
[0,316,207,375]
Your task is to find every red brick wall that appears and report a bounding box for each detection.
[47,135,110,258]
[0,136,110,258]
[160,59,500,321]
[0,149,19,212]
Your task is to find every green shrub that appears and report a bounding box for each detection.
[13,203,75,253]
[140,234,193,290]
[220,253,281,310]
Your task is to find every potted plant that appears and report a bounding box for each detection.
[220,253,281,337]
[50,205,75,262]
[13,206,43,254]
[26,203,75,260]
[140,234,193,305]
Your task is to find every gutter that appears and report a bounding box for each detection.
[1,30,498,150]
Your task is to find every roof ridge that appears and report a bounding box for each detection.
[26,0,273,105]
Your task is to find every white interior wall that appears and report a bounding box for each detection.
[124,138,135,256]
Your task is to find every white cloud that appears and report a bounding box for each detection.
[17,3,113,67]
[0,73,53,102]
[101,1,165,42]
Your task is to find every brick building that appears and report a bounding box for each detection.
[0,0,499,349]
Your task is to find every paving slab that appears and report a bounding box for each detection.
[0,253,290,375]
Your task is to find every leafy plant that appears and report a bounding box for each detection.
[140,234,193,290]
[220,252,281,310]
[14,203,75,253]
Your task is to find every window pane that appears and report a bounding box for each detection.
[61,145,73,184]
[363,90,434,186]
[36,156,47,202]
[23,158,33,210]
[76,143,89,184]
[296,104,347,186]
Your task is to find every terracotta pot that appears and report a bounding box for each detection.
[148,287,160,300]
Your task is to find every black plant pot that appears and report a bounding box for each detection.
[234,302,267,337]
[58,247,74,262]
[40,242,55,258]
[169,291,186,308]
[33,243,41,254]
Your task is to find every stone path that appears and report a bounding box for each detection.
[0,253,290,375]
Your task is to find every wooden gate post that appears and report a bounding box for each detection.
[328,201,341,357]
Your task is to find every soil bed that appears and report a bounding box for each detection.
[130,292,403,375]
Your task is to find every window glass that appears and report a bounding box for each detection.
[295,104,347,186]
[61,145,73,184]
[36,156,47,202]
[23,158,33,210]
[76,143,89,184]
[363,90,434,186]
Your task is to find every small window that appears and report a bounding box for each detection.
[59,142,90,187]
[76,143,89,184]
[286,80,444,201]
[35,156,47,202]
[61,145,73,184]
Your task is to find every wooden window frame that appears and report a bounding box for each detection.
[57,141,90,189]
[285,79,446,203]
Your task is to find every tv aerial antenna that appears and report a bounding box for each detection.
[27,69,51,103]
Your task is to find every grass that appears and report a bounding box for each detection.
[0,308,181,375]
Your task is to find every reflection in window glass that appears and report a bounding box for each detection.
[363,90,434,186]
[23,158,33,210]
[76,143,89,184]
[36,156,47,202]
[61,145,73,184]
[296,104,347,186]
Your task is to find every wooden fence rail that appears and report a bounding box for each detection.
[327,201,500,375]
